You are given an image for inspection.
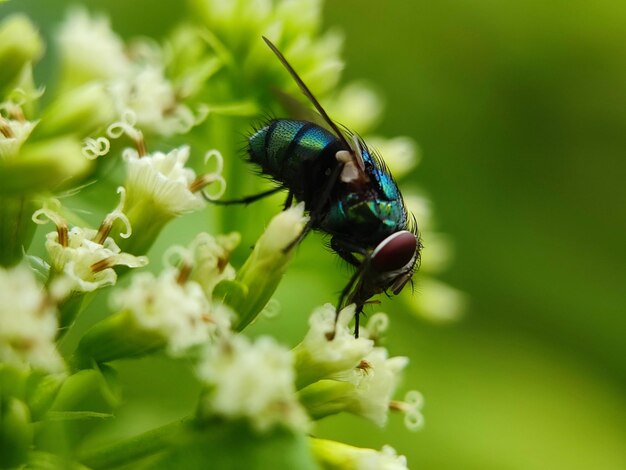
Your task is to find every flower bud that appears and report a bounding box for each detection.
[0,136,91,195]
[0,14,43,93]
[0,398,32,468]
[219,203,308,330]
[310,438,409,470]
[36,82,116,138]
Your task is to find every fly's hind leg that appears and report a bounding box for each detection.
[208,186,283,205]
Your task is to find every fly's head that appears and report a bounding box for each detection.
[351,230,422,307]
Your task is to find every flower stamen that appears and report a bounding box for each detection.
[95,186,131,244]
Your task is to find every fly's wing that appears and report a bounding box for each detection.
[263,36,368,181]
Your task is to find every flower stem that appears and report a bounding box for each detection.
[78,418,187,469]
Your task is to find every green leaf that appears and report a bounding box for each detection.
[44,411,114,421]
[153,421,319,470]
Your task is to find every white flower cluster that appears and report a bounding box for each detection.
[295,305,421,429]
[196,335,310,433]
[110,269,233,356]
[0,265,64,373]
[58,9,203,136]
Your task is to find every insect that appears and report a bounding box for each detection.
[217,37,421,337]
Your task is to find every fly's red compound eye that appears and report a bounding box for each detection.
[371,230,417,273]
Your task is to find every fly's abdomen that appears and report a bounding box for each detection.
[248,119,339,187]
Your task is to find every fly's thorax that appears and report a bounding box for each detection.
[322,194,408,247]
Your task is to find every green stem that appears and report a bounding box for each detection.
[0,195,37,267]
[79,418,187,469]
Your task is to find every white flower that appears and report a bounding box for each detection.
[43,227,147,298]
[293,304,374,388]
[123,146,206,215]
[311,439,409,470]
[111,269,233,355]
[111,65,198,136]
[332,348,409,426]
[0,117,37,160]
[0,265,64,373]
[196,335,309,433]
[185,232,240,298]
[361,312,390,345]
[57,8,131,85]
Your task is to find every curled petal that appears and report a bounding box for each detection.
[110,186,131,238]
[204,149,224,175]
[32,199,64,226]
[107,109,142,141]
[82,136,110,160]
[200,174,226,201]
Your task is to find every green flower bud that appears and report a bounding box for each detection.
[74,310,166,369]
[218,203,308,330]
[36,83,116,138]
[0,397,32,469]
[310,438,409,470]
[24,372,66,421]
[0,136,91,195]
[0,14,43,93]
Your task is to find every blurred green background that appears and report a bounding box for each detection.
[5,0,626,468]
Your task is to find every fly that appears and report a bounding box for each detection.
[216,37,422,337]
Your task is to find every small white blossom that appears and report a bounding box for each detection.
[57,8,131,85]
[185,232,240,298]
[42,226,147,298]
[111,269,233,355]
[110,65,199,136]
[361,312,390,345]
[293,304,374,388]
[124,146,206,215]
[333,348,409,427]
[0,265,64,373]
[196,335,309,433]
[0,117,37,160]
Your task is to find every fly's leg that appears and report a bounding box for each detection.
[331,237,372,337]
[283,191,294,210]
[208,187,283,205]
